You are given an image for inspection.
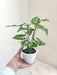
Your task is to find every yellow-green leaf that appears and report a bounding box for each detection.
[13,34,25,40]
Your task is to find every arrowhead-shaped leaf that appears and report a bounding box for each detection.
[31,17,41,24]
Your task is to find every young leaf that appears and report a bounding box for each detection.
[37,25,48,35]
[31,17,41,24]
[13,34,25,40]
[41,19,49,22]
[21,40,31,46]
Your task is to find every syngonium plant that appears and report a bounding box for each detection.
[6,17,49,54]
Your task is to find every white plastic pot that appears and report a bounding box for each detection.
[22,47,37,64]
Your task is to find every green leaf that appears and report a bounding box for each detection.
[32,37,46,46]
[36,37,46,46]
[21,40,31,46]
[6,23,30,28]
[37,24,48,35]
[19,23,30,27]
[26,28,34,35]
[31,17,40,24]
[28,50,32,54]
[41,19,49,22]
[13,34,25,40]
[33,38,39,45]
[19,23,27,27]
[17,27,28,32]
[25,24,31,26]
[31,42,37,47]
[6,25,19,27]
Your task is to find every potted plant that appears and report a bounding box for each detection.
[6,17,49,64]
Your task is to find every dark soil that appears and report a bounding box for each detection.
[23,48,36,54]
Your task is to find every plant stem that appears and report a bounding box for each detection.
[31,26,36,43]
[26,26,30,49]
[30,26,36,50]
[27,34,30,49]
[24,25,30,49]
